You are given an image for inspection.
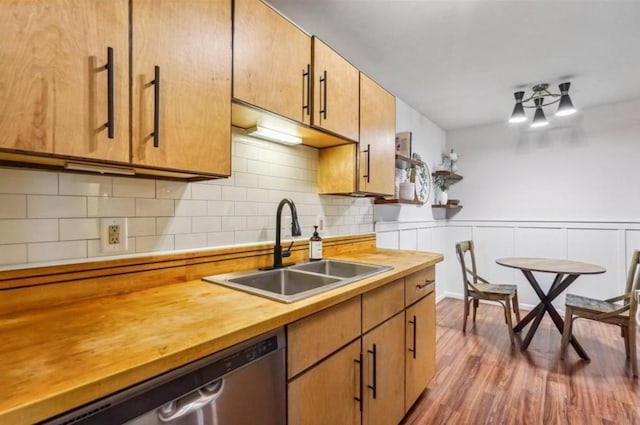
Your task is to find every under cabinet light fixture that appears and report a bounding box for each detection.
[247,125,302,146]
[509,82,576,128]
[65,162,136,176]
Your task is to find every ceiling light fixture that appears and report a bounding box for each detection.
[247,125,302,146]
[509,82,576,127]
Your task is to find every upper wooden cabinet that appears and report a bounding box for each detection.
[318,73,395,196]
[312,37,360,142]
[0,0,129,162]
[233,0,311,125]
[359,73,396,195]
[131,0,231,176]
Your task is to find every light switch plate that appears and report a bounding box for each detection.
[101,217,128,253]
[315,215,325,235]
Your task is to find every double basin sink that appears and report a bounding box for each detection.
[203,259,392,303]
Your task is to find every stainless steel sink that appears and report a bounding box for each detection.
[289,259,383,278]
[203,260,392,303]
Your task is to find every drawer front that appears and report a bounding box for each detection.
[405,266,435,306]
[287,296,361,379]
[362,278,404,333]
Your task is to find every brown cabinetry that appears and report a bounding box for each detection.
[1,0,231,178]
[233,0,311,125]
[312,37,360,142]
[318,73,396,196]
[405,290,436,410]
[130,0,231,176]
[0,0,129,162]
[287,265,437,425]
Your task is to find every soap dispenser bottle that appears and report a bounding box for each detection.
[309,225,323,261]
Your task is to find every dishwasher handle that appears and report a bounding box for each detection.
[158,379,224,422]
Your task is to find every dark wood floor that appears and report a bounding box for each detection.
[402,298,640,425]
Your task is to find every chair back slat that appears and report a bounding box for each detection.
[456,240,479,296]
[628,250,640,315]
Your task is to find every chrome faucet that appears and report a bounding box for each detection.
[268,198,301,269]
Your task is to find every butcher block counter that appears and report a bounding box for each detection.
[0,234,442,425]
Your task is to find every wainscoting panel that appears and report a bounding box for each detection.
[376,220,640,309]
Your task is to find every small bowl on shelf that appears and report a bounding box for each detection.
[447,199,460,205]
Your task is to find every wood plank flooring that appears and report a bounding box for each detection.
[402,298,640,425]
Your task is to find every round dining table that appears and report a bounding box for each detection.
[496,257,606,359]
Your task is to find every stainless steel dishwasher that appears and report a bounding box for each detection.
[41,328,286,425]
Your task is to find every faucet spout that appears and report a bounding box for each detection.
[272,198,302,269]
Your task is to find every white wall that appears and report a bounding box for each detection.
[0,130,374,268]
[378,98,640,305]
[447,98,640,221]
[374,98,447,224]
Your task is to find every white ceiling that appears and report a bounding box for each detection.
[265,0,640,131]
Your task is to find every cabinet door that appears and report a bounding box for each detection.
[363,313,405,425]
[288,339,361,425]
[359,74,396,196]
[312,37,359,142]
[0,0,129,162]
[405,291,436,411]
[233,0,311,125]
[131,0,231,176]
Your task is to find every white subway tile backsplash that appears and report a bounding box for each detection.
[191,184,222,200]
[192,216,221,233]
[59,173,112,196]
[60,218,99,240]
[28,240,87,263]
[221,216,247,231]
[128,218,156,236]
[207,232,235,247]
[0,168,57,194]
[87,237,136,257]
[175,233,207,250]
[88,197,135,217]
[136,199,173,217]
[234,172,259,188]
[0,194,26,219]
[246,188,270,202]
[113,177,155,198]
[136,235,174,253]
[175,200,207,217]
[235,230,269,244]
[28,195,86,218]
[234,202,262,217]
[221,186,247,201]
[0,219,58,244]
[0,135,375,268]
[207,201,234,216]
[157,217,191,235]
[156,180,191,200]
[0,244,27,266]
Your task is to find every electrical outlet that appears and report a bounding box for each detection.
[101,218,128,253]
[315,215,325,234]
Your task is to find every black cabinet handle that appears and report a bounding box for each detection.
[104,47,114,139]
[354,354,363,412]
[319,70,327,120]
[363,144,371,183]
[367,344,377,399]
[302,64,311,116]
[408,315,417,359]
[416,279,435,289]
[150,66,160,148]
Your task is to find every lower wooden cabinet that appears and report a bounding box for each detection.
[363,313,405,425]
[287,265,437,425]
[288,339,362,425]
[405,290,436,411]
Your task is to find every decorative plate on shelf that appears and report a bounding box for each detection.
[412,154,431,204]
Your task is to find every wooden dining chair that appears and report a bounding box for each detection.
[560,250,639,377]
[455,240,521,344]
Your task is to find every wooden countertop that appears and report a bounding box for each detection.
[0,249,442,425]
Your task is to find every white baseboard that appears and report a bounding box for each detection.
[438,292,565,315]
